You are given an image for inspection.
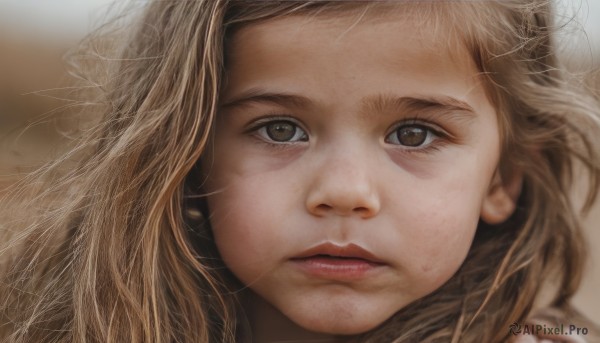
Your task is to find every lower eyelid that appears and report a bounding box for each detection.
[246,118,453,152]
[257,124,308,142]
[251,136,309,151]
[385,125,439,145]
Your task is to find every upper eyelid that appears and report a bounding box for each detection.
[244,115,308,132]
[245,116,310,144]
[387,118,446,135]
[244,115,449,139]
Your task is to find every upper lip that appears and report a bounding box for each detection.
[291,242,386,264]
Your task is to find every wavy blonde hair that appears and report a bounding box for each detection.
[1,1,599,342]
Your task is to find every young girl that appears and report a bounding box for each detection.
[1,1,599,342]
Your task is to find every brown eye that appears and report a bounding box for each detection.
[259,120,308,143]
[397,126,426,146]
[386,124,433,147]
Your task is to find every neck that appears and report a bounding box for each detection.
[242,291,349,343]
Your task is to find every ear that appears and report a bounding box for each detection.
[480,169,523,225]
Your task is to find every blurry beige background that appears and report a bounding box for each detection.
[1,0,599,326]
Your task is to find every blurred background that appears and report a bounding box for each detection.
[0,0,599,325]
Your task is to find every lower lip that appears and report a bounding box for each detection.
[290,256,385,280]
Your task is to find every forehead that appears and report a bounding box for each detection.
[224,1,478,67]
[222,5,483,105]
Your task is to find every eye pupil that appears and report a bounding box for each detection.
[397,126,427,146]
[266,122,296,142]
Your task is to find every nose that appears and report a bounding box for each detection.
[305,153,381,219]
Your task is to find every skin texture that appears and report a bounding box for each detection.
[203,11,516,341]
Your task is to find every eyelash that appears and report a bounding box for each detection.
[245,115,309,148]
[384,120,448,154]
[246,115,449,153]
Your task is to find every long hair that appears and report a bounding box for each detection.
[1,1,599,342]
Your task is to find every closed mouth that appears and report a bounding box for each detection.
[291,242,386,265]
[291,254,384,267]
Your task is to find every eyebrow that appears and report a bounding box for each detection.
[221,89,312,109]
[362,93,476,120]
[366,94,474,113]
[220,89,477,119]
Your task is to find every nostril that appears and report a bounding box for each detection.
[353,206,370,214]
[316,204,333,213]
[306,186,381,218]
[313,203,373,217]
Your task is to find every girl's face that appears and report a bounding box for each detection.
[204,11,504,336]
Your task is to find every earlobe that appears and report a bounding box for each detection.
[480,170,523,225]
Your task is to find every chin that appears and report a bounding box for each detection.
[290,309,386,336]
[303,319,381,336]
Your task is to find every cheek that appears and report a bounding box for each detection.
[388,167,489,287]
[207,191,262,253]
[205,176,294,280]
[394,205,479,296]
[412,210,476,275]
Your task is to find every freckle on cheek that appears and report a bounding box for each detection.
[420,264,433,273]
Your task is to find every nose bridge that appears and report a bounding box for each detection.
[305,141,381,218]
